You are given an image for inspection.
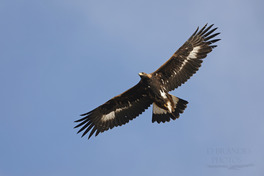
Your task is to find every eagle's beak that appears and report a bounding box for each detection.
[138,72,144,76]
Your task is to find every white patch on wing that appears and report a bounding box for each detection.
[101,104,131,122]
[178,46,201,71]
[101,111,115,122]
[160,90,167,99]
[153,103,167,114]
[188,46,200,59]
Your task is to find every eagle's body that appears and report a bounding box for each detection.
[138,72,187,121]
[75,24,220,139]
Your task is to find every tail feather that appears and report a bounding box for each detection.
[152,95,188,123]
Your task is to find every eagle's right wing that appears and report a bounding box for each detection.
[74,82,152,139]
[153,24,220,91]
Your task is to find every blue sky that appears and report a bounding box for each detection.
[0,0,263,176]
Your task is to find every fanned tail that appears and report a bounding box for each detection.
[152,95,188,123]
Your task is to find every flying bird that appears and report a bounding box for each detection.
[75,24,220,139]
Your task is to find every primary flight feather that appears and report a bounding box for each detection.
[74,24,220,139]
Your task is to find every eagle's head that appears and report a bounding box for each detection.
[138,72,152,79]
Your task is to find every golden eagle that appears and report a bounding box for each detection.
[75,24,220,139]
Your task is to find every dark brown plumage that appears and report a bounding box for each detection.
[75,24,220,139]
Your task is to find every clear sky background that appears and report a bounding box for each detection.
[1,0,263,176]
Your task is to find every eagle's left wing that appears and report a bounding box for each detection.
[74,82,152,139]
[152,24,220,91]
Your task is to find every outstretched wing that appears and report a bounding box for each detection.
[153,24,220,91]
[74,82,152,139]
